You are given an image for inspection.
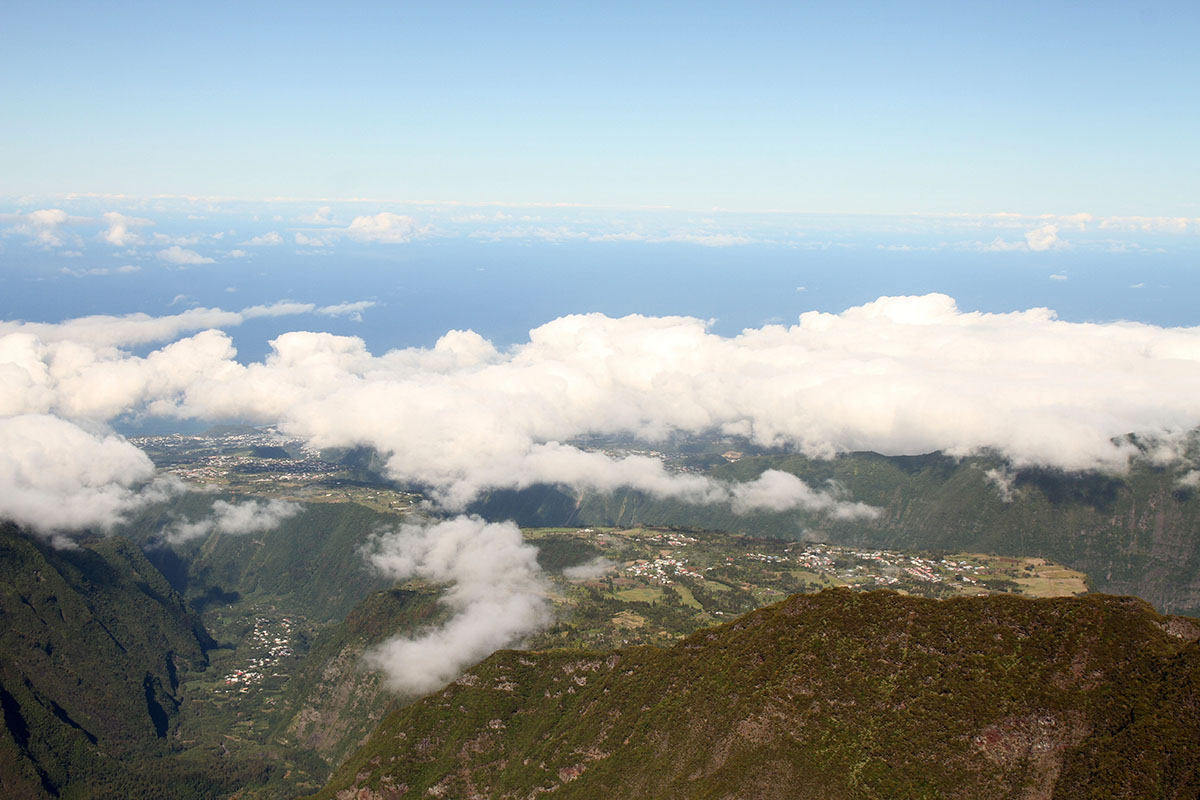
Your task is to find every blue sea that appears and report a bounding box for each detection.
[2,238,1197,363]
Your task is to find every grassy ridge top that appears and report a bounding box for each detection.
[320,589,1200,800]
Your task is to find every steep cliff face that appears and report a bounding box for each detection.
[268,588,447,770]
[844,461,1200,614]
[0,523,213,798]
[126,499,398,623]
[319,590,1200,800]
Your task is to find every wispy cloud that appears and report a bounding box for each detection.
[164,498,302,544]
[59,264,141,277]
[0,299,374,347]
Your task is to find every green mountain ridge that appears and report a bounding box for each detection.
[319,588,1200,800]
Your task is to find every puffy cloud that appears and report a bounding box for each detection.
[345,212,429,243]
[27,208,69,227]
[295,232,329,247]
[0,415,179,538]
[212,497,301,533]
[729,470,878,519]
[164,498,302,544]
[296,212,429,246]
[362,516,550,694]
[300,206,333,224]
[982,223,1064,252]
[157,245,214,264]
[242,231,283,246]
[100,211,152,246]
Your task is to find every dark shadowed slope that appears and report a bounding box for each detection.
[0,523,231,798]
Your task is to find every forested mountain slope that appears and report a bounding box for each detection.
[321,589,1200,800]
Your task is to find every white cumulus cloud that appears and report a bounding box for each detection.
[1025,223,1062,251]
[345,212,429,243]
[2,208,84,247]
[100,211,153,246]
[6,293,1200,540]
[0,415,180,537]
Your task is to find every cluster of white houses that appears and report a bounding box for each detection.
[221,616,296,692]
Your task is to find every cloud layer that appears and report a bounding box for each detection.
[4,293,1200,542]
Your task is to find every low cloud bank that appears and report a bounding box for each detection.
[4,293,1200,543]
[362,516,550,694]
[0,299,373,348]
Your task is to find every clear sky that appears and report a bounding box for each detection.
[3,1,1198,216]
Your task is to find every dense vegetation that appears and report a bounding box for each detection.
[320,589,1200,800]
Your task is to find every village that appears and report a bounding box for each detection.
[603,528,1009,595]
[219,615,298,694]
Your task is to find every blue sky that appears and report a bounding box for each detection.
[2,1,1199,350]
[3,1,1198,215]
